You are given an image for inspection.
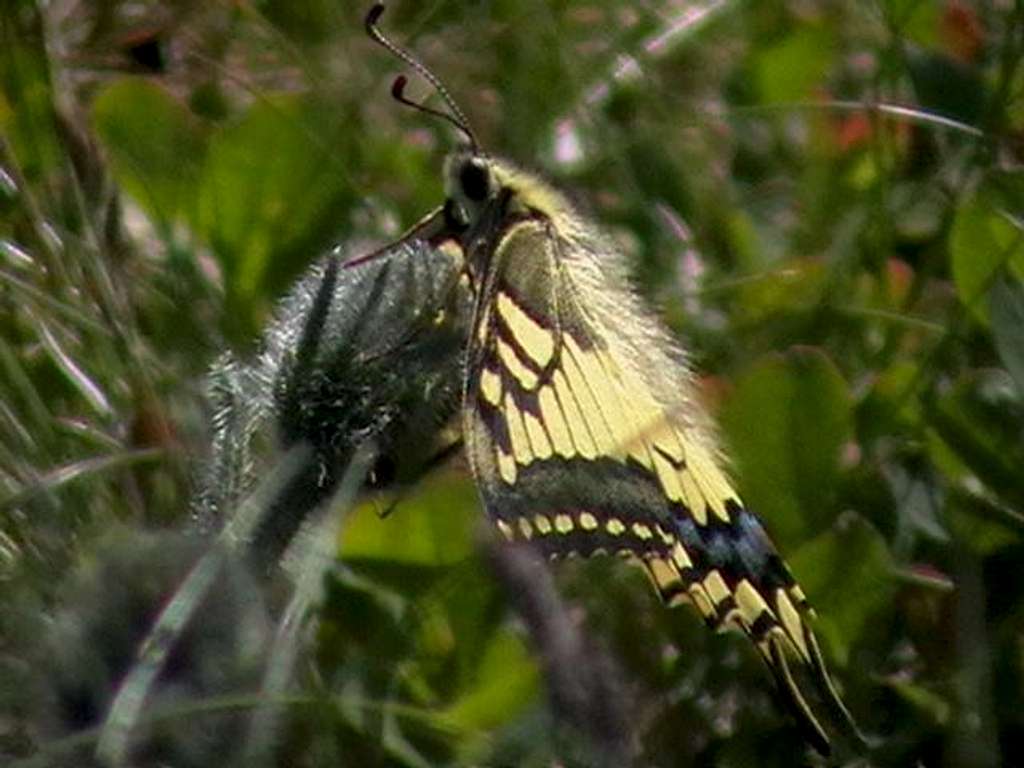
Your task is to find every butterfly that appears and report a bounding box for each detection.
[365,1,861,756]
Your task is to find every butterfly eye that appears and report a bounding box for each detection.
[459,161,490,202]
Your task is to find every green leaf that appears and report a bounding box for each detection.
[260,0,345,44]
[442,629,539,734]
[91,79,205,230]
[789,514,894,664]
[882,678,951,727]
[950,195,1024,325]
[753,27,835,103]
[988,271,1024,396]
[735,257,826,326]
[194,96,358,339]
[859,360,921,444]
[878,0,940,45]
[416,562,509,695]
[925,372,1024,512]
[340,474,480,567]
[0,33,62,180]
[946,489,1023,557]
[720,348,853,548]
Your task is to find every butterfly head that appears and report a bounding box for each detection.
[444,150,572,229]
[365,4,564,240]
[442,151,496,230]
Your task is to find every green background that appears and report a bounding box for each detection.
[2,0,1023,766]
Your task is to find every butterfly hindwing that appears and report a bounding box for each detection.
[460,187,855,752]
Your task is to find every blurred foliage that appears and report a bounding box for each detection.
[2,0,1024,766]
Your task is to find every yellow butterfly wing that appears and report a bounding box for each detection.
[461,209,856,754]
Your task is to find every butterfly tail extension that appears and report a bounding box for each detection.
[640,506,857,756]
[763,609,867,754]
[763,621,837,756]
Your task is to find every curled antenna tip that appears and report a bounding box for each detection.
[364,1,479,151]
[391,75,408,100]
[365,2,385,31]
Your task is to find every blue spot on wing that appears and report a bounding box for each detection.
[669,502,794,594]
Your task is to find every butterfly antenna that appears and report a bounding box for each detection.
[365,2,479,151]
